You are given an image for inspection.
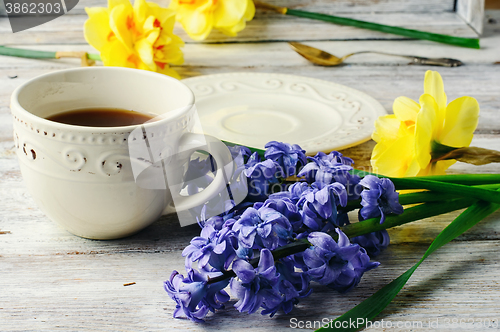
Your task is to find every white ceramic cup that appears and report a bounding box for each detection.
[11,67,233,239]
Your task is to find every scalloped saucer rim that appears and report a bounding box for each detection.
[182,72,387,154]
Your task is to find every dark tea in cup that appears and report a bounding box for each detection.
[46,108,155,127]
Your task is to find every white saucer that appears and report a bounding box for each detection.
[182,73,387,154]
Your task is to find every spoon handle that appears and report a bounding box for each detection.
[351,51,463,67]
[408,56,463,67]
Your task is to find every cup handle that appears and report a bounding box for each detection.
[167,133,234,212]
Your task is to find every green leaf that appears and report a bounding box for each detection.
[316,191,500,332]
[341,198,473,238]
[349,169,500,204]
[412,174,500,185]
[349,170,500,186]
[286,9,480,49]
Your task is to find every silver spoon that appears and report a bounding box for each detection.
[289,42,463,67]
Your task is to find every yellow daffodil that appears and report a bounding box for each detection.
[84,0,184,78]
[371,70,479,177]
[169,0,255,41]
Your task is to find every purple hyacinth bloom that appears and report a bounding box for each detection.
[328,151,355,166]
[182,224,237,271]
[351,230,390,257]
[261,197,303,232]
[359,175,404,224]
[232,205,293,250]
[303,230,379,293]
[298,182,348,230]
[230,249,282,314]
[264,141,307,178]
[164,269,230,322]
[244,153,280,200]
[298,151,354,184]
[261,256,312,317]
[269,182,311,204]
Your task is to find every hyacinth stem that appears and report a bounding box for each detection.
[343,183,500,212]
[349,170,500,205]
[207,197,474,284]
[350,170,500,185]
[0,45,102,61]
[341,198,473,238]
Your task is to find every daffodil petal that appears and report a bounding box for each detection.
[433,160,456,175]
[133,0,147,24]
[393,96,419,123]
[84,7,110,51]
[415,94,439,169]
[214,0,247,28]
[424,70,447,119]
[109,3,134,50]
[371,134,414,177]
[244,0,255,20]
[135,38,155,70]
[182,9,213,41]
[158,44,184,64]
[404,158,421,177]
[440,96,479,147]
[147,3,176,26]
[372,115,400,143]
[100,40,133,68]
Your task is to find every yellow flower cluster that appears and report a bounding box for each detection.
[169,0,255,41]
[371,71,480,177]
[84,0,255,77]
[84,0,184,78]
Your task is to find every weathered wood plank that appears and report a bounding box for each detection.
[0,10,479,45]
[1,241,499,330]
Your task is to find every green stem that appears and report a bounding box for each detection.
[87,53,102,61]
[412,174,500,185]
[344,184,500,212]
[0,45,101,61]
[286,9,480,49]
[350,169,500,205]
[350,169,500,185]
[207,198,474,284]
[341,198,473,238]
[0,45,56,59]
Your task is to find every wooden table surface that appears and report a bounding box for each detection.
[1,2,500,331]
